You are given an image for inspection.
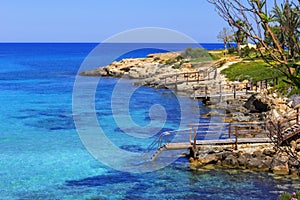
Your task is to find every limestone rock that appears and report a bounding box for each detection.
[222,155,239,167]
[263,148,276,157]
[271,155,290,175]
[232,113,251,122]
[237,153,252,167]
[200,154,218,165]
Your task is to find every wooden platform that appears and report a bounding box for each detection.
[164,137,271,150]
[195,137,271,145]
[191,91,248,99]
[165,142,192,150]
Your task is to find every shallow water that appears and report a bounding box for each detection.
[0,43,299,200]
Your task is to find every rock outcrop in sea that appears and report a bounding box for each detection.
[80,52,218,93]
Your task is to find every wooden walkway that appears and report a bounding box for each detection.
[191,77,280,102]
[156,57,281,104]
[158,64,218,89]
[147,105,300,161]
[146,122,272,161]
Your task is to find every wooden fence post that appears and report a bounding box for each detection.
[296,104,300,124]
[228,123,231,138]
[260,81,263,90]
[219,81,222,102]
[234,126,238,150]
[175,75,178,91]
[193,127,197,158]
[233,85,236,99]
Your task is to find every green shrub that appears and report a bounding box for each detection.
[181,47,209,59]
[172,65,181,69]
[228,46,236,54]
[280,191,300,200]
[240,46,261,60]
[165,56,184,65]
[221,61,281,82]
[209,52,222,60]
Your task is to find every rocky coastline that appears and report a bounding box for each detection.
[80,50,300,177]
[190,142,300,177]
[80,51,219,94]
[192,90,300,177]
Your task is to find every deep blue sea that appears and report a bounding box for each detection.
[0,43,299,200]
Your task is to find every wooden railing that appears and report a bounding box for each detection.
[145,121,270,161]
[267,104,300,145]
[189,122,267,150]
[245,77,280,92]
[192,76,282,102]
[159,65,217,89]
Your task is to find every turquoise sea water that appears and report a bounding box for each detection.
[0,43,299,200]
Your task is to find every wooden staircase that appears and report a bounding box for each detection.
[267,104,300,146]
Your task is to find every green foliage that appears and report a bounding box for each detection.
[240,46,261,60]
[165,55,183,65]
[181,47,210,59]
[209,0,300,91]
[208,52,222,60]
[280,191,300,200]
[228,46,236,54]
[221,61,282,82]
[172,65,181,69]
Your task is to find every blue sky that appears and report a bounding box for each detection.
[1,0,227,43]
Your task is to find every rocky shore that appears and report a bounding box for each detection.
[80,52,183,79]
[80,51,219,94]
[190,142,300,177]
[80,50,300,177]
[193,91,300,177]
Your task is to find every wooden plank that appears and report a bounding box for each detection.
[194,137,271,145]
[165,142,192,150]
[192,92,248,98]
[162,138,271,150]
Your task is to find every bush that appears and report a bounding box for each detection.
[165,56,184,65]
[240,46,260,59]
[181,47,209,59]
[209,52,222,60]
[228,46,236,54]
[280,191,300,200]
[221,61,281,82]
[172,65,181,69]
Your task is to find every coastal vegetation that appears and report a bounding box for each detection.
[166,47,218,69]
[280,191,300,200]
[208,0,300,93]
[221,61,280,82]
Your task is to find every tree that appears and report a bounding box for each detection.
[234,20,248,55]
[208,0,300,90]
[272,1,300,59]
[217,27,233,51]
